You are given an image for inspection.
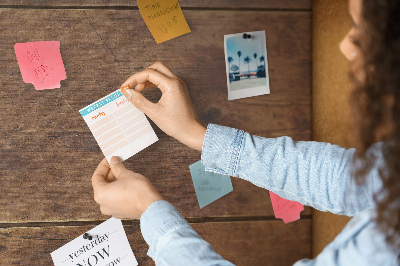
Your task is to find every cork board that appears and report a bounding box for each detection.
[312,0,353,257]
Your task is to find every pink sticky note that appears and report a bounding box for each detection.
[14,41,67,90]
[269,191,304,223]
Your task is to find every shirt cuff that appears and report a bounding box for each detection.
[140,200,189,259]
[201,123,245,177]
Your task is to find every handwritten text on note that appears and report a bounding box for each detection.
[137,0,191,44]
[14,41,67,90]
[269,191,304,224]
[189,161,233,209]
[80,90,158,163]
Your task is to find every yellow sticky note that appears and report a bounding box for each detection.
[137,0,191,44]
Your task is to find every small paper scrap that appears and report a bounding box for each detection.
[189,161,233,209]
[51,218,138,266]
[80,89,158,162]
[269,191,304,223]
[14,41,67,90]
[137,0,191,44]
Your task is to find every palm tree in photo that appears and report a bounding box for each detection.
[253,53,258,75]
[227,56,234,73]
[237,51,242,77]
[260,55,265,70]
[259,55,266,77]
[244,56,251,78]
[227,56,234,83]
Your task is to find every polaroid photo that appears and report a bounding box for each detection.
[224,30,270,100]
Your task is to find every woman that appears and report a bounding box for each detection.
[91,0,400,264]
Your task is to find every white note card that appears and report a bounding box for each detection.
[51,218,138,266]
[80,89,158,162]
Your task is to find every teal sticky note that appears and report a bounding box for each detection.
[189,161,233,208]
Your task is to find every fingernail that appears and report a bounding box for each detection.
[120,85,130,93]
[110,156,122,165]
[122,84,130,90]
[124,89,133,100]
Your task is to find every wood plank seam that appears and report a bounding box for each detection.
[0,215,312,229]
[0,5,311,12]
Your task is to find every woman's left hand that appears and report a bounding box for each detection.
[91,157,164,219]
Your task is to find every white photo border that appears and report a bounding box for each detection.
[224,30,270,100]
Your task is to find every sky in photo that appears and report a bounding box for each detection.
[226,32,266,73]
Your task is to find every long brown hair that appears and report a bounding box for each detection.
[350,0,400,251]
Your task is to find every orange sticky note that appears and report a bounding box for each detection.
[14,41,67,90]
[269,191,304,224]
[137,0,191,44]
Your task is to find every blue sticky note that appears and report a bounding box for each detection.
[189,161,233,208]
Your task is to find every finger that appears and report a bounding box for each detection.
[147,61,178,79]
[135,81,156,92]
[105,169,116,183]
[120,68,173,94]
[92,158,110,189]
[130,61,178,91]
[109,156,129,179]
[122,88,158,116]
[100,205,111,216]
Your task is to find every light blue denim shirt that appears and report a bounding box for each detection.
[140,124,399,265]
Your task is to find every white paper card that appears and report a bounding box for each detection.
[80,89,158,162]
[51,218,137,266]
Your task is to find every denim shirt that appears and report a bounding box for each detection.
[140,124,399,265]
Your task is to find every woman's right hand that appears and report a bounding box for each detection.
[120,61,206,152]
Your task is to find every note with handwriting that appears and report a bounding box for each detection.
[14,41,66,90]
[80,89,158,162]
[51,218,137,266]
[269,191,304,223]
[137,0,191,44]
[189,161,233,208]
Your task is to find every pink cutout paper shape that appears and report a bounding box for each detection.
[14,41,67,90]
[269,191,304,223]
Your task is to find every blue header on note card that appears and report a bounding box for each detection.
[80,90,123,117]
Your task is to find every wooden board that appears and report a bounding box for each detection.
[0,2,312,265]
[0,9,311,222]
[0,0,312,10]
[0,220,311,265]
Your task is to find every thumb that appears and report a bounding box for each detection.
[109,156,128,178]
[123,89,155,115]
[92,158,111,189]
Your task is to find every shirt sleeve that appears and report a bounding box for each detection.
[140,200,236,266]
[293,210,399,266]
[201,124,383,216]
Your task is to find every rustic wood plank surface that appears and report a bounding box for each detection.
[0,2,312,265]
[0,9,311,222]
[0,220,311,265]
[0,0,312,10]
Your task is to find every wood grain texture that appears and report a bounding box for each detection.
[0,220,311,265]
[0,0,312,10]
[0,9,311,222]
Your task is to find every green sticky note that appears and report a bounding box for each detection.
[189,161,233,209]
